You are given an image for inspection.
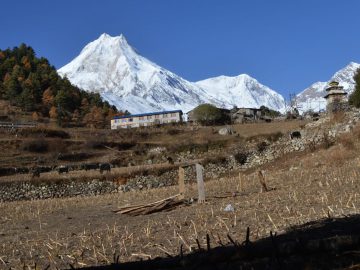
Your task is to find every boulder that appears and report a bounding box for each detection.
[219,126,234,135]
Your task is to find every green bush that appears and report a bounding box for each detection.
[349,68,360,108]
[191,104,230,125]
[21,139,49,153]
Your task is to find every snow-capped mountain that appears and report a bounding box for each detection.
[296,62,360,112]
[195,74,285,111]
[58,33,286,114]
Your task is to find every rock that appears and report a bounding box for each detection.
[224,204,235,212]
[219,126,234,135]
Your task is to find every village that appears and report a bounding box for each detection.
[2,1,360,268]
[2,78,360,269]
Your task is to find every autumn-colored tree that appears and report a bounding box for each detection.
[21,56,31,71]
[83,106,104,128]
[0,44,118,125]
[42,88,54,107]
[32,112,39,121]
[49,106,57,119]
[72,109,80,123]
[80,98,90,114]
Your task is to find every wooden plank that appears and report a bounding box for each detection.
[114,194,181,214]
[178,167,185,200]
[196,164,205,203]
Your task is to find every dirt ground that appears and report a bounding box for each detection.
[1,140,360,269]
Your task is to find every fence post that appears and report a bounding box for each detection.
[178,167,185,200]
[196,164,205,203]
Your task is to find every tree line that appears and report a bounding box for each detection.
[0,43,128,127]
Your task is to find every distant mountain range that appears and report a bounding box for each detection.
[296,62,360,112]
[58,33,359,115]
[58,34,286,114]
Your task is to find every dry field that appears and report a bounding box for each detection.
[1,135,360,269]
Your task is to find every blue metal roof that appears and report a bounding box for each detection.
[113,110,183,119]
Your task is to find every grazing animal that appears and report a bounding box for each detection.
[81,163,99,171]
[57,165,69,174]
[99,163,111,174]
[290,131,301,139]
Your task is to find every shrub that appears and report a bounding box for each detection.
[322,132,334,149]
[267,131,283,142]
[338,133,355,150]
[349,68,360,108]
[202,155,227,165]
[257,141,268,153]
[167,128,182,135]
[57,152,93,161]
[21,139,49,153]
[19,128,70,139]
[234,151,248,165]
[191,104,230,125]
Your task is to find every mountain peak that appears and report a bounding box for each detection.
[58,35,286,114]
[97,33,128,45]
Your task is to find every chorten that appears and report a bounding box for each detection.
[324,81,348,112]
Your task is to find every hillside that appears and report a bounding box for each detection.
[0,44,120,127]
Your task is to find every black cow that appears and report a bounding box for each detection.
[290,131,301,139]
[81,163,99,171]
[57,165,69,174]
[99,163,111,174]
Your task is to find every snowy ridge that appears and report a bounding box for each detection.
[58,33,286,114]
[296,62,360,112]
[195,74,285,111]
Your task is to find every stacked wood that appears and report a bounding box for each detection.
[113,194,185,216]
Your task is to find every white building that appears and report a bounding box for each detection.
[111,110,183,129]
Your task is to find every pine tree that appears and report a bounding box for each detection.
[349,69,360,108]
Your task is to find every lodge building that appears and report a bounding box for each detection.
[111,110,183,129]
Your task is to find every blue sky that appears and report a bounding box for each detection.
[1,0,359,98]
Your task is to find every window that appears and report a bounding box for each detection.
[139,116,144,121]
[171,113,176,117]
[147,115,152,120]
[155,115,160,119]
[122,119,127,123]
[129,118,133,122]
